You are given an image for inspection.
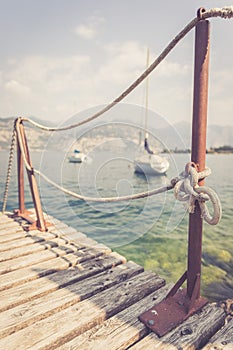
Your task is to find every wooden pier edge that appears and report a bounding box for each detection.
[0,211,232,350]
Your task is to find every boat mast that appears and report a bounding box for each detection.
[144,47,150,140]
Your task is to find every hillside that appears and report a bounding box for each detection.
[0,117,71,151]
[0,117,233,152]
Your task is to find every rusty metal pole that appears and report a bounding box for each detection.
[187,15,210,300]
[14,120,48,231]
[19,123,47,231]
[17,134,25,214]
[139,10,210,336]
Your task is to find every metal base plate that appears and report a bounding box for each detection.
[139,289,208,337]
[12,210,51,232]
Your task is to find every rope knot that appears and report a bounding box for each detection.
[174,163,222,225]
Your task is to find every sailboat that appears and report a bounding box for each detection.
[68,149,87,163]
[134,49,169,176]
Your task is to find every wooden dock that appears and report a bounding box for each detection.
[0,211,232,350]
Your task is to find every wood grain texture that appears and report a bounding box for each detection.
[0,261,143,338]
[203,319,233,349]
[0,246,110,291]
[0,271,162,349]
[0,213,229,350]
[0,233,58,252]
[130,303,226,350]
[56,283,170,350]
[0,237,79,262]
[0,252,125,312]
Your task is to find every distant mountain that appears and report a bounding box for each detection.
[0,116,232,151]
[207,124,233,148]
[0,117,69,151]
[158,121,233,150]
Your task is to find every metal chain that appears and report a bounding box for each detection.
[1,124,17,213]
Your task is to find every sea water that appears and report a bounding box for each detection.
[0,148,232,301]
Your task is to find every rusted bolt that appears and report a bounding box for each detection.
[147,319,155,326]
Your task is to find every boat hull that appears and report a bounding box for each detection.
[134,155,169,176]
[69,157,82,163]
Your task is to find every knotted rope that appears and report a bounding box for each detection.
[174,162,222,225]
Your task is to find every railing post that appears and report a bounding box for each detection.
[17,132,26,214]
[14,119,48,232]
[187,15,210,301]
[139,10,210,336]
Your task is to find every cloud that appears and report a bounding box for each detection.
[5,79,30,96]
[0,42,193,122]
[0,54,92,119]
[97,41,146,84]
[74,15,105,40]
[1,39,231,126]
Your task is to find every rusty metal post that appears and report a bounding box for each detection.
[20,123,47,231]
[14,120,48,231]
[187,16,210,300]
[139,10,210,337]
[17,134,26,214]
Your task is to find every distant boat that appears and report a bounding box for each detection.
[134,151,170,176]
[134,49,169,176]
[68,149,87,163]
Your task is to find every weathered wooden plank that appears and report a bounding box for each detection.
[0,261,143,338]
[0,244,78,275]
[0,252,125,312]
[0,229,22,237]
[129,303,226,350]
[43,219,111,252]
[0,221,23,232]
[0,271,163,350]
[0,247,110,291]
[65,233,111,251]
[0,237,78,262]
[49,225,93,241]
[0,234,55,253]
[0,231,28,243]
[0,229,56,244]
[0,213,13,223]
[202,319,233,349]
[57,283,171,350]
[0,213,109,252]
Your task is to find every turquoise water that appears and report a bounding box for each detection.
[1,149,232,301]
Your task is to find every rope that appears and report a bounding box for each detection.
[174,163,222,225]
[1,123,17,213]
[18,6,233,133]
[202,6,233,19]
[34,168,175,202]
[14,117,177,202]
[14,120,222,223]
[4,7,229,219]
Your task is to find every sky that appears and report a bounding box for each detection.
[0,0,232,127]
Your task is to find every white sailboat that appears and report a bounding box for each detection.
[69,149,87,163]
[134,49,169,176]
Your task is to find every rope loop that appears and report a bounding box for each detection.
[174,163,222,225]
